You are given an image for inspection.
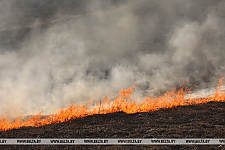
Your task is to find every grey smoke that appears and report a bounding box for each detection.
[0,0,225,117]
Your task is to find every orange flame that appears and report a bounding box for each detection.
[0,78,225,131]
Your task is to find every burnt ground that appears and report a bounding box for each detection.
[0,101,224,149]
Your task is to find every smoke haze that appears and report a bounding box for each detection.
[0,0,225,117]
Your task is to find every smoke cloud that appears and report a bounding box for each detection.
[0,0,225,117]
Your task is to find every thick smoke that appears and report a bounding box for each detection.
[0,0,225,117]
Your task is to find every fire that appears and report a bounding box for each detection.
[0,79,225,131]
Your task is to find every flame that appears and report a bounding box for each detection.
[0,78,225,131]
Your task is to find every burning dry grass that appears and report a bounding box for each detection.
[0,79,225,132]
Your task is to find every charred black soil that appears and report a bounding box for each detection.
[0,101,224,149]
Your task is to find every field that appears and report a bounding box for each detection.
[0,101,224,149]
